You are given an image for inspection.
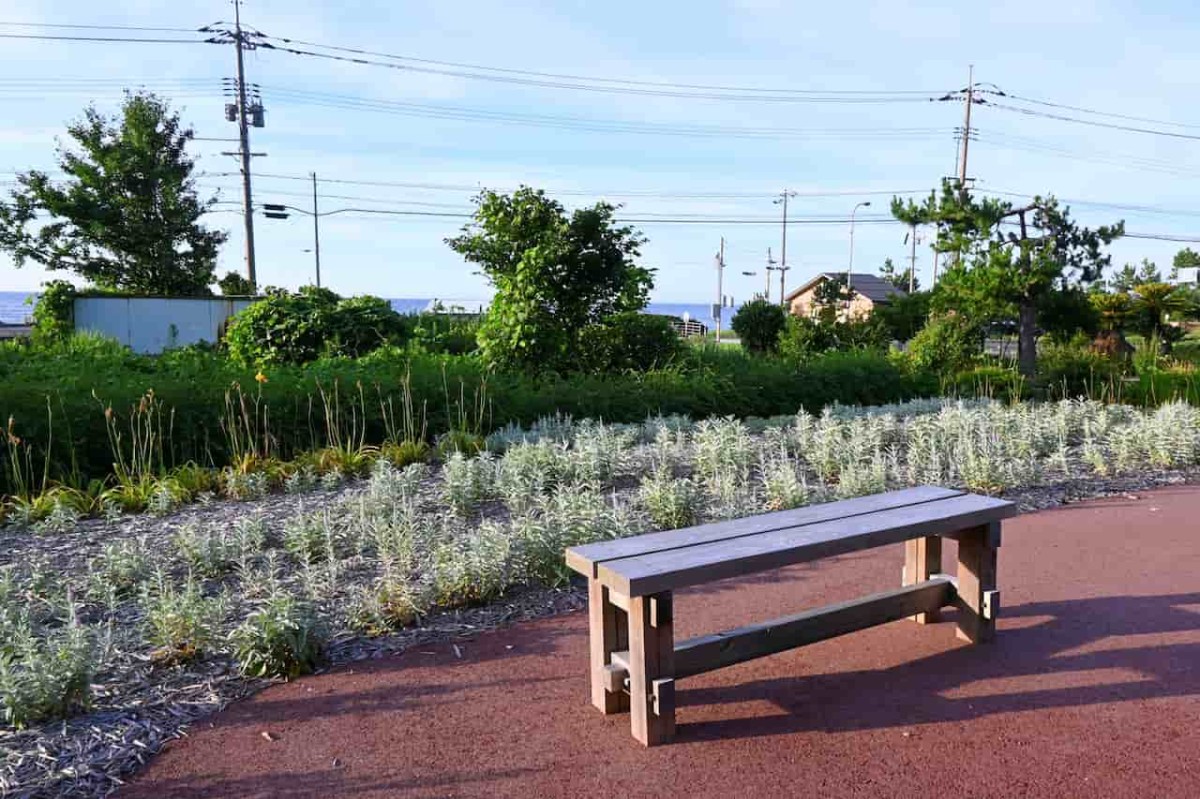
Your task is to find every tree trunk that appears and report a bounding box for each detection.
[1018,301,1038,378]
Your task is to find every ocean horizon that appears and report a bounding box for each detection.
[0,291,742,327]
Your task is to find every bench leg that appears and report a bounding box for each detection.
[904,536,943,624]
[956,522,1000,644]
[628,592,675,746]
[588,579,629,714]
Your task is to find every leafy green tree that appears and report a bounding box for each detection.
[1091,292,1132,332]
[892,180,1123,377]
[879,256,919,291]
[810,274,856,324]
[1089,291,1134,360]
[218,271,254,296]
[1111,259,1163,292]
[1109,264,1139,293]
[1132,282,1191,350]
[731,298,787,354]
[1174,247,1200,281]
[1039,285,1099,344]
[906,313,984,375]
[874,290,931,342]
[446,187,652,372]
[0,92,225,295]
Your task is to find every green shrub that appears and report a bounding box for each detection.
[1036,341,1123,399]
[952,366,1026,402]
[779,316,838,361]
[639,470,701,529]
[731,299,787,354]
[231,593,325,679]
[225,287,405,366]
[779,316,891,361]
[174,524,239,578]
[30,281,76,347]
[349,574,424,636]
[329,295,408,358]
[407,315,481,355]
[143,575,227,665]
[90,537,153,598]
[218,271,255,296]
[873,291,931,342]
[576,312,683,373]
[907,313,983,374]
[0,623,93,728]
[0,343,937,500]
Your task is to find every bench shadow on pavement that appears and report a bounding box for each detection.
[676,592,1200,743]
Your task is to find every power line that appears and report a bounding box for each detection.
[229,170,929,200]
[260,84,951,140]
[1001,92,1200,131]
[0,33,205,43]
[0,21,199,33]
[250,39,937,104]
[975,130,1200,178]
[261,33,938,98]
[987,101,1200,141]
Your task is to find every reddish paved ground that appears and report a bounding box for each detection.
[125,487,1200,798]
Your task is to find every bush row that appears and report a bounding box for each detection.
[0,339,930,495]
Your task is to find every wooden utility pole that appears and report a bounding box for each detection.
[908,224,918,293]
[958,64,974,196]
[714,237,725,338]
[233,0,256,288]
[776,190,796,306]
[311,172,321,288]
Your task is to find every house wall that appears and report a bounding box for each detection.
[74,296,259,353]
[788,283,876,320]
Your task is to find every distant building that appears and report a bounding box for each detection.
[785,273,906,319]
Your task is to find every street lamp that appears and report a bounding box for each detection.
[847,201,871,293]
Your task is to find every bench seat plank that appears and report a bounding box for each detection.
[566,486,964,578]
[598,493,1015,596]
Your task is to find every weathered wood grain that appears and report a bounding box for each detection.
[565,486,964,577]
[599,493,1014,596]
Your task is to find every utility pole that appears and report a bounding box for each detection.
[775,190,796,306]
[311,172,321,288]
[714,237,724,338]
[908,224,919,293]
[232,0,256,288]
[958,64,974,195]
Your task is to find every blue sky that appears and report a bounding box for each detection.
[1,0,1199,302]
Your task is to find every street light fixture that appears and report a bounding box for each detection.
[847,201,872,293]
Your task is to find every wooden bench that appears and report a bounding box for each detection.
[565,486,1016,745]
